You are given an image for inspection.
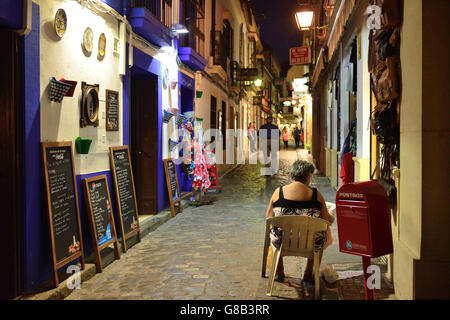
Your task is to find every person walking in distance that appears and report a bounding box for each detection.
[247,122,257,153]
[293,126,301,149]
[258,115,281,175]
[282,127,289,151]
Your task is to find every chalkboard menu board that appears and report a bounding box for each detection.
[109,146,140,253]
[106,89,119,131]
[41,141,85,287]
[82,175,120,272]
[163,158,182,217]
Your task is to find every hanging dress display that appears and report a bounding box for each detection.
[192,139,211,191]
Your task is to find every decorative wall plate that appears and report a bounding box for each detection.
[54,8,67,38]
[82,27,94,54]
[98,33,106,59]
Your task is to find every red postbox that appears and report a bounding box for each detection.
[335,180,393,299]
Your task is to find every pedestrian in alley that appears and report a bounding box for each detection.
[300,128,305,148]
[247,122,257,153]
[258,116,281,174]
[293,126,301,149]
[265,160,334,282]
[282,127,289,151]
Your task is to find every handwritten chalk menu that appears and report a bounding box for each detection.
[106,90,119,131]
[167,160,178,200]
[82,175,120,273]
[88,179,112,246]
[41,141,85,287]
[163,159,182,217]
[109,146,141,253]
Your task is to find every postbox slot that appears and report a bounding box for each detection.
[336,204,373,256]
[336,197,365,202]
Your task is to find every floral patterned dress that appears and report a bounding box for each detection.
[192,140,211,191]
[270,186,327,252]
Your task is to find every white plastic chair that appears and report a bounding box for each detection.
[262,215,330,299]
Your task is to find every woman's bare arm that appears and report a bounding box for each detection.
[317,190,335,224]
[265,189,277,219]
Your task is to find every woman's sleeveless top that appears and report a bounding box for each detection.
[270,186,326,252]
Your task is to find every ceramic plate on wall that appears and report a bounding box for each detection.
[54,8,67,38]
[98,33,106,59]
[82,27,94,54]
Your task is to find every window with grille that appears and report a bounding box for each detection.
[161,0,172,27]
[180,0,205,58]
[248,37,256,68]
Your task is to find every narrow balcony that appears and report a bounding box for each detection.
[128,0,172,48]
[178,19,206,71]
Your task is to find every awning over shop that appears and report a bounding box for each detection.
[312,47,326,88]
[327,0,356,61]
[312,0,357,88]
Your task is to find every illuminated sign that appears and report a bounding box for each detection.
[292,77,308,93]
[289,46,311,65]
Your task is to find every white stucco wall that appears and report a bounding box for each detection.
[39,0,123,175]
[356,24,371,159]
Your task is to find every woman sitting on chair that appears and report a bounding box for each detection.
[265,160,335,282]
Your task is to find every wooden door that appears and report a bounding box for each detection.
[0,28,21,299]
[131,78,158,214]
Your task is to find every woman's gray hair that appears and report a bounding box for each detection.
[290,160,315,183]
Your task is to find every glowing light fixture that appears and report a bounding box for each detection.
[170,24,189,35]
[295,6,314,31]
[254,79,263,87]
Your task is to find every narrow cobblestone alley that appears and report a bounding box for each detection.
[66,146,394,300]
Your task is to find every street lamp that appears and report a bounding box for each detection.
[295,6,314,31]
[170,24,189,37]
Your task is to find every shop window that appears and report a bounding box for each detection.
[248,37,256,68]
[161,0,173,27]
[181,0,205,57]
[210,95,217,129]
[133,0,158,17]
[221,101,227,150]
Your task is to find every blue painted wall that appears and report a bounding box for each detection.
[21,2,49,293]
[123,44,130,146]
[178,74,195,192]
[75,171,121,257]
[100,0,124,14]
[130,47,170,213]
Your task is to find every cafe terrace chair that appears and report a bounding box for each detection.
[262,215,331,300]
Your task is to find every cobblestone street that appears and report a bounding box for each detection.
[66,147,394,300]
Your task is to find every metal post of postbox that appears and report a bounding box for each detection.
[362,256,374,300]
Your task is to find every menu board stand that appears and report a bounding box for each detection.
[164,158,182,217]
[82,175,120,272]
[41,142,85,288]
[109,146,141,253]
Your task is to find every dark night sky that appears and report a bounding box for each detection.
[250,0,303,73]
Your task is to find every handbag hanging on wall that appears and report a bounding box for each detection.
[372,56,399,103]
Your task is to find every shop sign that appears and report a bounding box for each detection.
[236,68,259,81]
[289,46,311,65]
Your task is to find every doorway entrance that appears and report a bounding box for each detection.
[0,28,22,299]
[131,77,159,214]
